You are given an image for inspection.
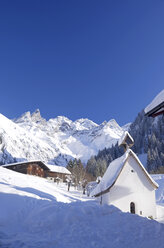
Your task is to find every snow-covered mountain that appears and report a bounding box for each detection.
[0,110,124,165]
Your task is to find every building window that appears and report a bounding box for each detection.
[130,202,135,214]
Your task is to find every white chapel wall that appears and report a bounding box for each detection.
[101,156,157,218]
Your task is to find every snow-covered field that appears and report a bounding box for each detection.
[1,167,164,248]
[152,174,164,223]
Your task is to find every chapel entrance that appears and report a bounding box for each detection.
[130,202,135,214]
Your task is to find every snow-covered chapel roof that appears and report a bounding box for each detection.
[90,149,158,197]
[118,131,134,148]
[145,89,164,117]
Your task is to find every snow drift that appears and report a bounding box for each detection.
[0,167,164,248]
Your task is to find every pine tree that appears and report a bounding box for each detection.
[86,109,164,177]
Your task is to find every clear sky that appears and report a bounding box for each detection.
[0,0,163,126]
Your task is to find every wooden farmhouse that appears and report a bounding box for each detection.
[91,132,158,219]
[145,89,164,117]
[45,164,71,182]
[3,161,71,182]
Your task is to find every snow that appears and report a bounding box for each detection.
[1,168,164,248]
[1,167,164,248]
[118,131,134,146]
[145,89,164,114]
[151,174,164,223]
[2,160,44,167]
[152,174,164,205]
[0,111,124,165]
[130,150,158,188]
[121,122,131,132]
[91,149,158,197]
[90,152,128,197]
[138,153,147,168]
[46,164,71,174]
[2,160,71,174]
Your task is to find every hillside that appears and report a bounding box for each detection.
[0,98,163,172]
[0,110,124,166]
[86,110,164,176]
[0,167,164,248]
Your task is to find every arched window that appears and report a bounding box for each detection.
[130,202,135,214]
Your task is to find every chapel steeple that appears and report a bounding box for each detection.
[118,131,134,152]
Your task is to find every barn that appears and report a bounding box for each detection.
[45,164,71,182]
[2,161,71,182]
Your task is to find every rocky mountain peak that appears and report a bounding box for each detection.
[0,111,125,166]
[73,118,98,131]
[14,111,31,123]
[15,109,45,124]
[31,109,43,123]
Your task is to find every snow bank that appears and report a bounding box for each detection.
[1,168,164,248]
[151,174,164,222]
[152,174,164,204]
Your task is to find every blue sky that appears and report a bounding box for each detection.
[0,0,163,126]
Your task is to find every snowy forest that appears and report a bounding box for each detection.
[84,110,164,178]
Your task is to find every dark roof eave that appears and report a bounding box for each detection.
[145,101,164,117]
[3,160,50,171]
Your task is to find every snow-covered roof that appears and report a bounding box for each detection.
[2,160,45,167]
[2,161,71,175]
[2,160,46,170]
[118,131,134,147]
[145,89,164,116]
[90,149,158,197]
[46,164,71,174]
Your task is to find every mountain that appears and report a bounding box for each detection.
[0,110,124,166]
[129,110,164,172]
[86,109,164,176]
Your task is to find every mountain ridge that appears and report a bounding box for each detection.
[0,110,125,166]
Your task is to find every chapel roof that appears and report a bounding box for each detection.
[90,149,158,197]
[118,131,134,150]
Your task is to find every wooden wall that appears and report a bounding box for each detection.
[5,162,70,181]
[46,171,70,182]
[27,163,45,177]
